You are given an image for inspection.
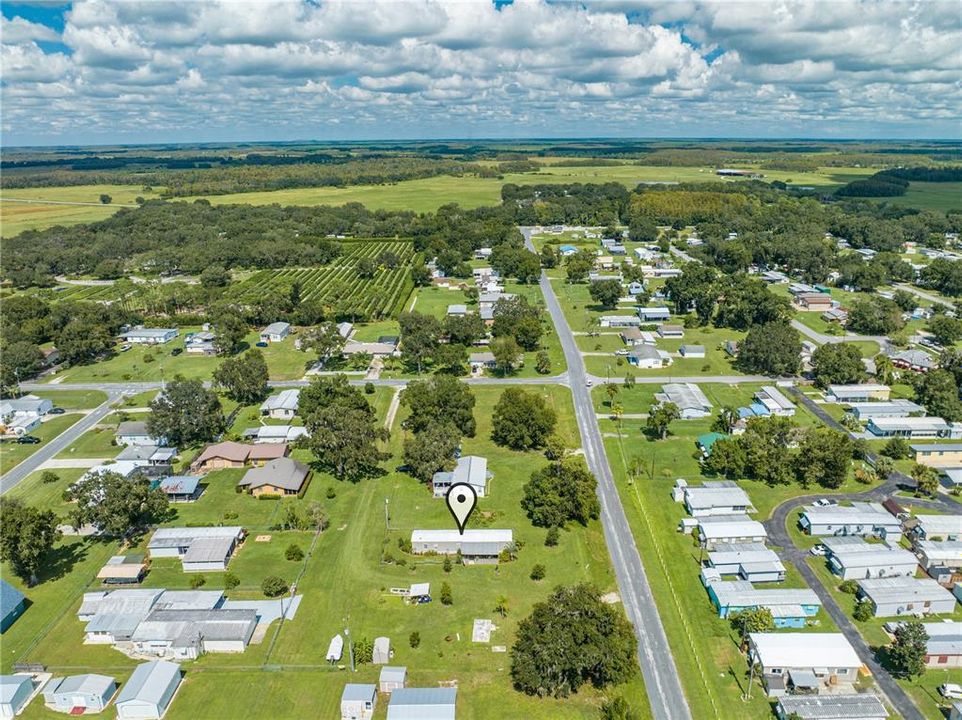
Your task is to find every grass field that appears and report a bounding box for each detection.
[0,414,84,473]
[1,384,649,720]
[1,165,877,237]
[870,181,962,213]
[0,185,164,237]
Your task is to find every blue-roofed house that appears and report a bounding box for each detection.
[0,675,34,718]
[387,687,456,720]
[115,660,181,720]
[558,244,578,256]
[0,580,25,633]
[340,683,377,720]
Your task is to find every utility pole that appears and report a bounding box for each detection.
[344,624,355,672]
[384,498,390,531]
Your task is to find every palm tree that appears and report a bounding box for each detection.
[611,402,624,423]
[494,595,509,618]
[874,353,894,385]
[711,406,739,434]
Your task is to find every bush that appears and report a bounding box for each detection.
[880,437,912,460]
[189,575,206,589]
[409,631,421,649]
[440,582,453,605]
[853,600,874,622]
[397,537,412,553]
[285,543,304,561]
[364,382,376,395]
[545,527,560,547]
[223,572,240,590]
[354,637,373,665]
[839,580,859,594]
[443,557,452,573]
[262,575,289,597]
[40,471,60,484]
[530,564,546,581]
[325,486,336,499]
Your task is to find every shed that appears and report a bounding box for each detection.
[373,636,391,665]
[114,660,181,720]
[0,581,26,634]
[679,345,705,358]
[387,688,456,720]
[341,684,377,720]
[43,674,116,713]
[379,666,407,693]
[0,676,33,719]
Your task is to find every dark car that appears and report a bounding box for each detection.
[17,435,41,444]
[255,341,269,348]
[171,348,183,356]
[415,595,432,604]
[48,407,66,415]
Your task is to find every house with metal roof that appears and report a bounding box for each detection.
[411,529,512,564]
[867,416,951,438]
[0,395,53,421]
[0,580,25,634]
[679,344,705,358]
[627,343,671,368]
[914,514,962,541]
[637,306,671,322]
[154,476,202,502]
[656,383,712,419]
[822,537,918,580]
[825,384,890,403]
[120,328,178,345]
[431,456,491,498]
[917,540,962,574]
[379,667,407,694]
[131,608,257,659]
[386,687,457,720]
[856,576,957,617]
[43,674,116,713]
[847,400,924,420]
[115,660,181,720]
[889,348,938,372]
[0,675,34,718]
[116,421,164,447]
[148,527,244,572]
[657,324,685,338]
[921,621,962,668]
[238,457,311,497]
[242,425,309,444]
[259,322,291,343]
[703,578,820,627]
[912,442,962,468]
[705,543,786,583]
[748,632,862,697]
[799,502,902,540]
[754,386,796,417]
[341,684,377,720]
[677,480,755,518]
[97,555,148,585]
[260,389,300,419]
[184,331,216,355]
[697,516,768,548]
[600,315,641,328]
[775,694,887,720]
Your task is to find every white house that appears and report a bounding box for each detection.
[627,344,671,369]
[799,502,903,540]
[259,390,300,419]
[821,537,918,580]
[120,328,179,345]
[115,421,164,447]
[849,400,925,420]
[825,384,891,403]
[697,516,768,548]
[637,307,671,323]
[915,514,962,541]
[0,675,33,718]
[705,543,786,583]
[411,529,512,564]
[754,387,796,417]
[341,684,377,720]
[676,480,755,517]
[147,527,244,572]
[43,674,116,713]
[656,383,712,419]
[917,540,962,574]
[0,395,53,421]
[748,633,862,697]
[857,576,957,617]
[386,688,456,720]
[679,345,705,358]
[867,416,951,439]
[259,322,291,343]
[600,315,641,328]
[114,661,181,720]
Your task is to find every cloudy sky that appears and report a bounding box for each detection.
[2,0,960,146]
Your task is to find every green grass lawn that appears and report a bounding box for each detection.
[5,468,86,516]
[47,330,311,384]
[53,423,121,459]
[870,182,962,213]
[0,414,84,473]
[27,389,108,410]
[1,384,648,719]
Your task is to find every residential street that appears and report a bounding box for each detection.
[524,228,692,720]
[0,390,123,494]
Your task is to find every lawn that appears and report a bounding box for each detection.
[47,329,311,384]
[5,468,86,516]
[1,384,649,719]
[27,390,108,410]
[0,414,84,473]
[870,182,962,213]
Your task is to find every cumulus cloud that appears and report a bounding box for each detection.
[1,0,959,144]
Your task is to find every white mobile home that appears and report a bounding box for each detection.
[822,537,918,580]
[705,543,786,583]
[775,695,887,720]
[680,481,755,518]
[656,383,712,419]
[121,328,178,345]
[857,576,957,617]
[799,502,902,540]
[697,516,767,548]
[748,632,862,697]
[866,416,950,438]
[0,675,33,718]
[825,384,890,403]
[848,400,924,420]
[259,322,291,343]
[753,386,796,417]
[43,674,116,713]
[386,688,456,720]
[411,529,512,564]
[147,527,244,572]
[915,515,962,541]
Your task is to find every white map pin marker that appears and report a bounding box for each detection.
[445,482,477,535]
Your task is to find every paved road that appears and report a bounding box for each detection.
[523,228,692,720]
[790,319,890,349]
[894,282,956,310]
[0,391,123,494]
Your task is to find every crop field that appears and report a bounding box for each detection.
[229,240,418,319]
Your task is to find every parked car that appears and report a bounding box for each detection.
[415,595,432,604]
[17,435,40,444]
[585,379,593,387]
[809,544,827,556]
[119,343,132,352]
[256,341,269,348]
[171,348,183,356]
[48,407,66,415]
[939,683,962,700]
